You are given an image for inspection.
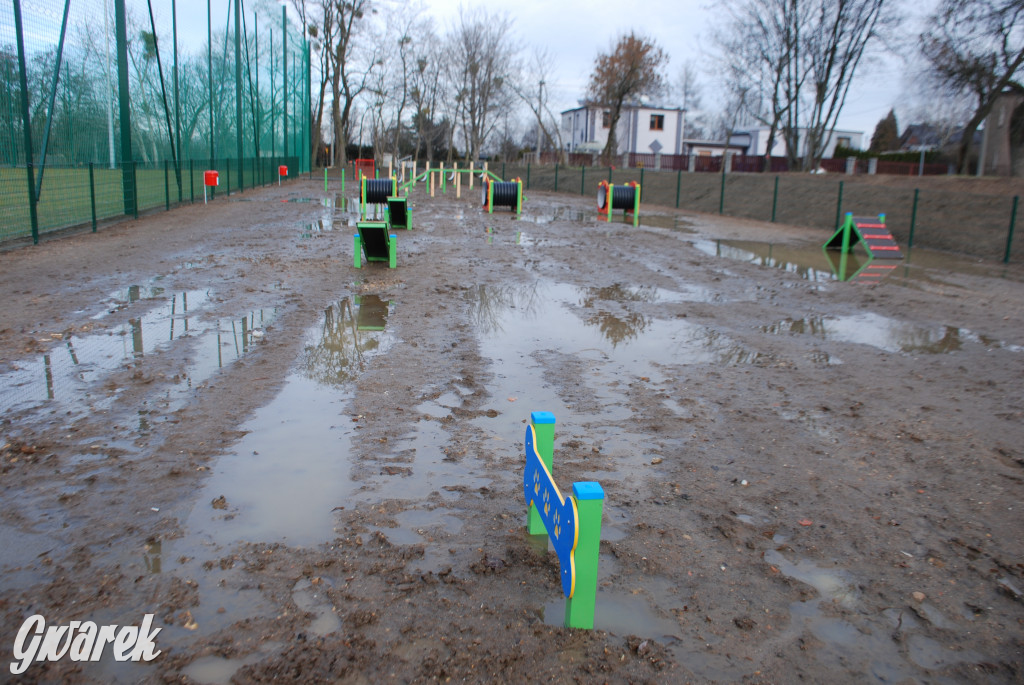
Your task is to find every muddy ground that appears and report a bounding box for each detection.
[0,175,1022,684]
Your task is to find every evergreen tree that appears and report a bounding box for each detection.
[869,109,900,153]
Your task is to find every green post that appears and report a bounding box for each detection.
[908,188,919,249]
[1004,195,1018,264]
[639,166,644,190]
[770,175,779,222]
[580,166,585,196]
[565,481,605,630]
[89,162,96,232]
[12,0,39,243]
[835,180,844,231]
[839,212,852,280]
[527,412,555,535]
[226,158,231,196]
[388,233,397,268]
[607,166,612,182]
[554,163,559,192]
[324,167,328,192]
[341,168,345,195]
[353,233,362,268]
[502,161,506,180]
[164,160,170,210]
[190,160,194,203]
[516,179,523,215]
[675,168,681,208]
[487,180,494,214]
[115,0,135,218]
[234,0,243,192]
[131,162,138,218]
[718,162,726,214]
[526,163,531,189]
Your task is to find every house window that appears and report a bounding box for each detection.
[650,114,664,131]
[602,111,611,128]
[837,136,851,148]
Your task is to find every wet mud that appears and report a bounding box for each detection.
[0,177,1022,683]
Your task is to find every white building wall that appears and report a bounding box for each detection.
[562,105,685,155]
[746,126,864,158]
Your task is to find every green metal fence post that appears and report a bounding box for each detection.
[718,163,726,215]
[235,0,243,193]
[324,167,328,192]
[835,180,844,230]
[554,163,559,192]
[771,176,779,222]
[675,168,681,208]
[502,161,506,180]
[526,163,531,189]
[640,166,645,190]
[12,0,39,243]
[165,160,170,210]
[1005,195,1018,264]
[908,188,919,249]
[608,166,612,182]
[115,0,135,218]
[132,162,138,219]
[190,160,195,203]
[89,163,97,232]
[226,158,231,196]
[580,166,585,196]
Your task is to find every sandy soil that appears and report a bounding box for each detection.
[0,175,1022,684]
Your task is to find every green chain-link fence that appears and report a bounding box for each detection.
[1,0,310,243]
[503,163,1022,264]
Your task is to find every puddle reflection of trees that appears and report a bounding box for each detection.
[301,296,391,385]
[468,282,544,335]
[579,284,658,348]
[762,316,965,354]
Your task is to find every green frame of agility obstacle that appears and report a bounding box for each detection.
[353,221,397,269]
[523,411,604,630]
[598,180,640,227]
[386,196,411,230]
[824,212,904,282]
[485,177,522,215]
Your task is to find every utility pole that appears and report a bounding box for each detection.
[535,80,544,163]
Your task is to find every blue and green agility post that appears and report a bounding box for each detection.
[523,411,604,630]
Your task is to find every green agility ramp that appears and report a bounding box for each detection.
[353,221,396,269]
[824,212,903,283]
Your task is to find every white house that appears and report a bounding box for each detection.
[562,102,686,156]
[742,126,864,158]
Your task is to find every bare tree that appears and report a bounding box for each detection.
[513,47,564,161]
[408,24,445,163]
[713,0,794,160]
[447,7,519,161]
[586,32,667,163]
[921,0,1024,173]
[712,0,896,170]
[319,0,379,166]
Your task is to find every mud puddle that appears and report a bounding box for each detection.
[693,237,1022,287]
[763,548,975,682]
[184,295,395,548]
[0,289,211,416]
[761,312,1022,355]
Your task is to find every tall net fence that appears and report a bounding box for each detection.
[1,0,311,243]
